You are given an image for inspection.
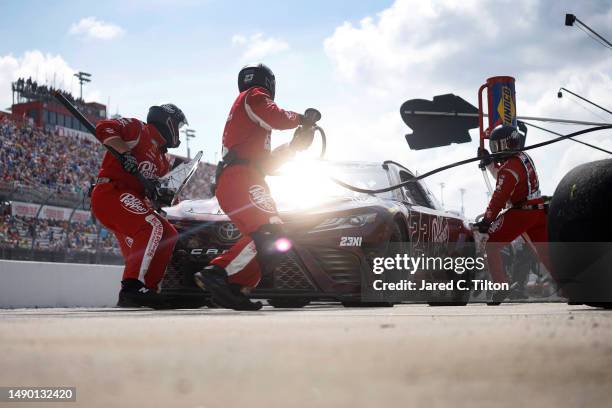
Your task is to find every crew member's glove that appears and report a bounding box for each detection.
[119,152,139,175]
[142,178,160,205]
[477,147,492,170]
[472,219,491,234]
[156,186,175,207]
[300,108,321,128]
[290,126,315,152]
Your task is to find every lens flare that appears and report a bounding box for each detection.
[274,237,292,253]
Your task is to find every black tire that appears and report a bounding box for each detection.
[584,302,612,310]
[357,220,406,307]
[548,159,612,306]
[267,298,311,308]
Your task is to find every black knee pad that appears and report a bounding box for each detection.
[250,224,292,272]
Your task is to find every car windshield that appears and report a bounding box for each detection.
[267,160,393,211]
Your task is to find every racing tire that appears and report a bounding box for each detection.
[355,220,405,308]
[584,302,612,310]
[548,159,612,306]
[267,298,311,308]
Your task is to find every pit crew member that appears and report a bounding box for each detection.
[91,104,187,308]
[475,125,554,304]
[194,63,320,310]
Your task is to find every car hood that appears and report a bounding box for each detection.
[164,195,389,222]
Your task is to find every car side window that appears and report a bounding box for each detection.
[399,171,433,208]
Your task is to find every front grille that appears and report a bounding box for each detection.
[162,259,183,290]
[272,253,315,291]
[310,247,361,285]
[173,220,241,249]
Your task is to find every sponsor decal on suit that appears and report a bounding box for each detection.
[489,216,504,233]
[138,161,158,179]
[248,185,276,213]
[119,193,149,215]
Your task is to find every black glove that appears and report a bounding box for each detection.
[472,220,491,233]
[119,152,139,175]
[290,126,315,152]
[477,147,492,170]
[142,178,160,205]
[300,108,321,128]
[156,187,175,207]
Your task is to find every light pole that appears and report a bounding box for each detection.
[459,188,466,216]
[73,72,91,100]
[557,87,612,116]
[565,13,612,50]
[181,128,196,159]
[439,182,445,207]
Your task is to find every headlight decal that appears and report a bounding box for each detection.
[310,213,377,232]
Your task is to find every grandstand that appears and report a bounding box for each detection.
[0,81,216,264]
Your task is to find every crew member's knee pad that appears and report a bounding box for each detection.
[250,224,292,272]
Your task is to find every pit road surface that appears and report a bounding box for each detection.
[1,303,611,408]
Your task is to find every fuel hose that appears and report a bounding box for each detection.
[330,125,612,194]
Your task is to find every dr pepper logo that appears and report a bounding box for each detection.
[119,193,149,214]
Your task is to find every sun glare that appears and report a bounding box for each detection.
[274,237,293,253]
[268,160,346,209]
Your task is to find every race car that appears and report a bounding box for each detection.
[161,160,476,308]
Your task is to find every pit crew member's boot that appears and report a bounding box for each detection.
[194,265,263,311]
[487,282,523,306]
[117,279,171,309]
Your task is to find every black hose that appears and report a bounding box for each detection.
[314,125,326,159]
[522,121,612,155]
[331,125,612,194]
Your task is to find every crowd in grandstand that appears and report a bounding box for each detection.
[0,115,217,261]
[0,116,102,195]
[1,115,215,199]
[178,162,216,200]
[0,213,119,254]
[12,77,93,115]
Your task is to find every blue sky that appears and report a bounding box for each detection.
[0,0,392,157]
[0,0,393,160]
[1,0,610,217]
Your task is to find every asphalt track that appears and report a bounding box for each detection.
[1,303,611,408]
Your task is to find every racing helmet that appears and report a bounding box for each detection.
[489,125,525,154]
[147,103,188,148]
[238,63,276,99]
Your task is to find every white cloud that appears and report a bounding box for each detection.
[231,33,289,60]
[69,17,124,40]
[321,0,612,218]
[0,51,74,109]
[0,50,101,110]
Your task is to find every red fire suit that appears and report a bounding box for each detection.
[210,86,302,287]
[91,118,178,290]
[483,152,552,283]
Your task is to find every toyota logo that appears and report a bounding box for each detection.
[217,222,241,242]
